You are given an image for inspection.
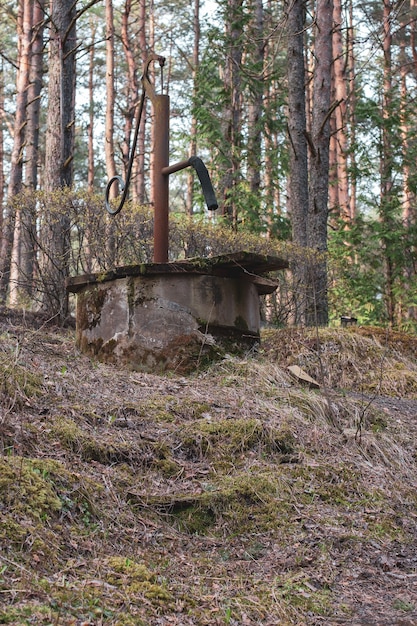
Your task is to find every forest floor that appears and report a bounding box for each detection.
[1,306,417,625]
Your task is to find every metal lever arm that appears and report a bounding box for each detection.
[105,89,146,216]
[105,55,165,216]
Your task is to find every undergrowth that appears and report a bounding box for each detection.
[1,317,417,625]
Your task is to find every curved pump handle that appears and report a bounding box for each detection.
[189,157,218,211]
[105,54,218,216]
[105,55,165,216]
[105,175,126,216]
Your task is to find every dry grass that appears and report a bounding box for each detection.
[1,310,417,625]
[262,325,417,396]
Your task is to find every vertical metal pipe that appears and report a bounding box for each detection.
[152,94,170,263]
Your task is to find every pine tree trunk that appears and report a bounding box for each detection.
[121,0,139,199]
[330,0,350,221]
[220,0,243,228]
[105,0,117,266]
[247,0,263,215]
[380,0,395,327]
[105,0,117,195]
[45,0,76,189]
[41,0,76,319]
[186,0,200,216]
[401,0,417,324]
[135,0,147,204]
[412,0,417,69]
[263,84,274,229]
[7,0,32,306]
[306,0,333,326]
[21,0,45,299]
[149,0,156,208]
[25,0,44,190]
[87,19,96,193]
[286,0,308,324]
[399,12,412,228]
[347,0,357,220]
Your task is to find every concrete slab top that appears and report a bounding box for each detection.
[66,251,289,294]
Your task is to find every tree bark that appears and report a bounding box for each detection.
[220,0,243,228]
[25,0,44,190]
[286,0,309,323]
[87,19,96,193]
[380,0,395,327]
[105,0,117,195]
[121,0,139,197]
[347,0,357,220]
[45,0,76,190]
[247,0,264,213]
[105,0,117,266]
[41,0,76,319]
[287,0,308,248]
[186,0,200,216]
[6,0,32,306]
[20,0,45,300]
[306,0,333,326]
[330,0,350,221]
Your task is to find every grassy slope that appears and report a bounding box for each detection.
[1,311,417,625]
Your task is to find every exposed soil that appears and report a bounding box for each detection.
[1,307,417,625]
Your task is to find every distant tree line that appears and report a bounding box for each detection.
[0,0,416,329]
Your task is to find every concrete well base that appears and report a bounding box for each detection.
[66,252,288,373]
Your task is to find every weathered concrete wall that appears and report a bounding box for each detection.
[68,252,288,372]
[75,273,261,372]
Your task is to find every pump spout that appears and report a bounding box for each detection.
[188,157,218,211]
[161,156,218,211]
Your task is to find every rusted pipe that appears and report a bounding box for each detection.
[152,94,170,263]
[142,55,170,263]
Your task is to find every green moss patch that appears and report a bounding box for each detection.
[50,416,147,464]
[2,319,417,625]
[285,463,383,508]
[105,556,173,605]
[177,417,296,461]
[129,471,292,535]
[0,457,63,520]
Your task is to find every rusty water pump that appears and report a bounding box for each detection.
[105,53,218,263]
